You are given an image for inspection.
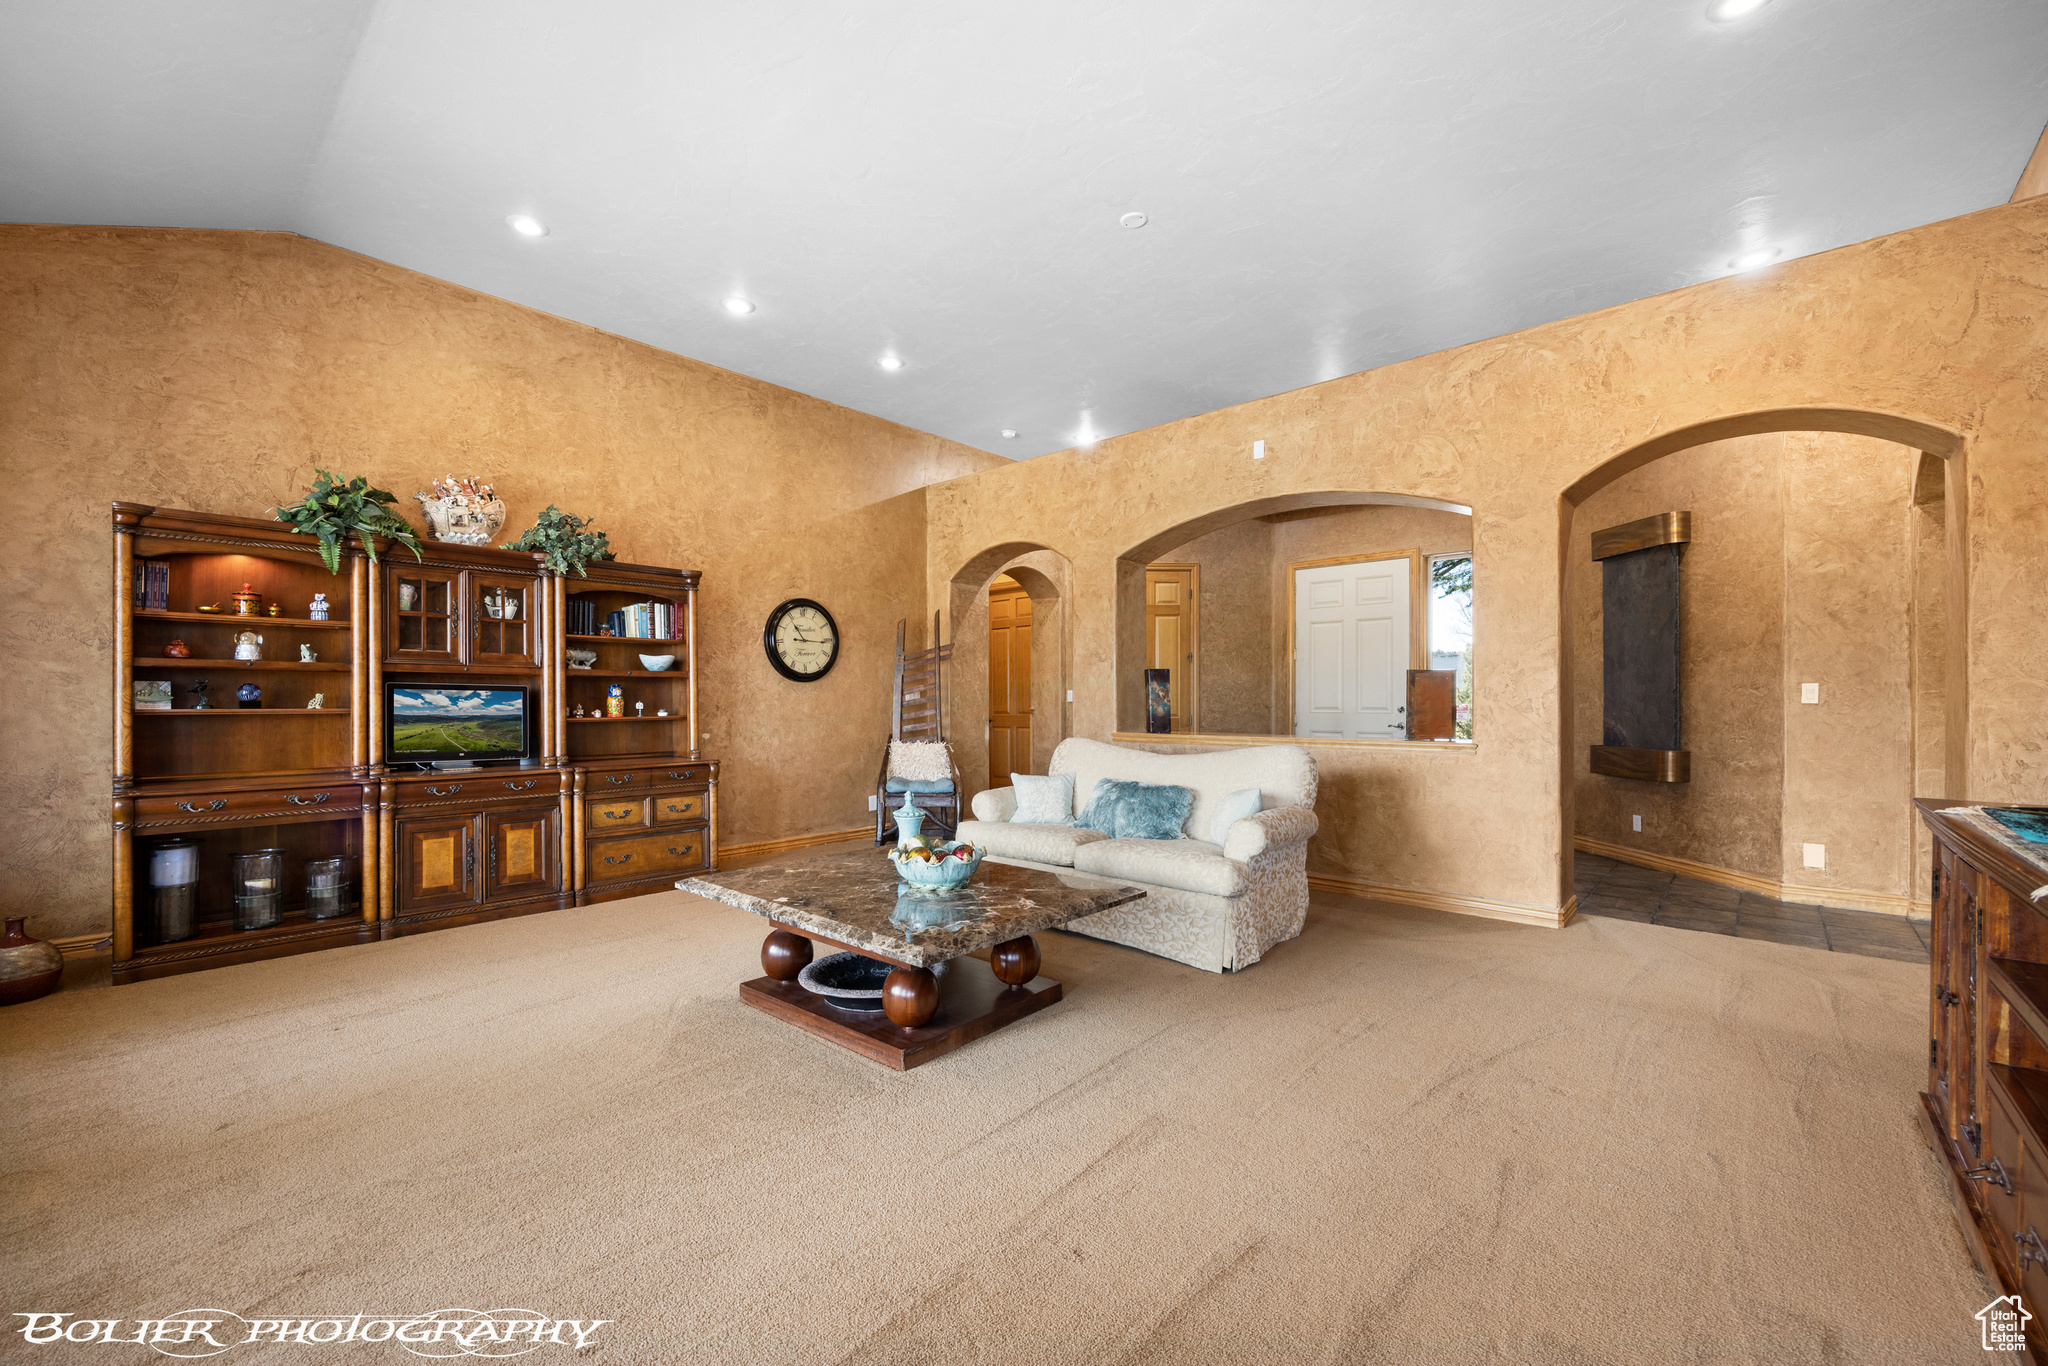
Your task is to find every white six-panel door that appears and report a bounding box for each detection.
[1294,556,1411,738]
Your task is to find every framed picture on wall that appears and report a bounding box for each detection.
[1146,669,1171,734]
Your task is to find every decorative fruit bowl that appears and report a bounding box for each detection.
[888,839,984,893]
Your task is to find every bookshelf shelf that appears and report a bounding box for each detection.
[137,609,353,630]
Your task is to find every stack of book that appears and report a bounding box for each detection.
[133,562,171,611]
[567,599,681,638]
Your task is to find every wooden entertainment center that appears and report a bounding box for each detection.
[111,503,717,985]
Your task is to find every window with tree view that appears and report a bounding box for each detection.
[1428,554,1473,739]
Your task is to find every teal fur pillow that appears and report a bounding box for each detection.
[1076,779,1194,841]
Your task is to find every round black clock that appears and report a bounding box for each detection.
[763,598,840,681]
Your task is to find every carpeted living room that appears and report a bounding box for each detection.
[5,4,2048,1363]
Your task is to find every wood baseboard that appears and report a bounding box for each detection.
[720,827,871,863]
[1572,836,1928,916]
[1307,872,1576,929]
[49,933,112,961]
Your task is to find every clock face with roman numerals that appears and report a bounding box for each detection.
[763,598,840,682]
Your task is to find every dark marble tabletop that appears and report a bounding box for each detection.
[678,847,1147,968]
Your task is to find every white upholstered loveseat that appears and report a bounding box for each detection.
[959,738,1319,973]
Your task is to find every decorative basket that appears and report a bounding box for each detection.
[415,490,507,546]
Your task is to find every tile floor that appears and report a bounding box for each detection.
[1574,852,1930,963]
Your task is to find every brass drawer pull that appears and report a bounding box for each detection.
[2022,1227,2048,1271]
[667,847,694,858]
[607,775,634,785]
[604,854,633,865]
[176,800,226,813]
[286,793,330,806]
[602,809,636,819]
[505,779,538,790]
[427,784,463,796]
[1967,1155,2015,1196]
[667,770,697,780]
[664,802,695,814]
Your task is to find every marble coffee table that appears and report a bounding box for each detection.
[678,846,1146,1070]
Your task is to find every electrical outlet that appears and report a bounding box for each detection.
[1632,815,1642,832]
[867,795,878,812]
[1066,689,1074,703]
[1801,683,1820,704]
[1803,843,1826,869]
[1253,440,1266,460]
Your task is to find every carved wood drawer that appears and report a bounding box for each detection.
[585,764,711,792]
[586,798,649,831]
[395,776,553,807]
[135,787,361,829]
[651,792,705,825]
[587,829,710,883]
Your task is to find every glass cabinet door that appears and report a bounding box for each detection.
[471,576,536,666]
[390,567,461,661]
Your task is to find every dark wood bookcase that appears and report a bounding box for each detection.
[111,503,716,983]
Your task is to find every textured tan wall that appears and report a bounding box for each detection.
[928,195,2048,917]
[1571,435,1788,880]
[0,226,1004,939]
[1778,432,1918,903]
[1154,518,1273,734]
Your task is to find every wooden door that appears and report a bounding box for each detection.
[399,815,479,911]
[1292,553,1415,739]
[470,575,537,666]
[1144,566,1196,732]
[989,583,1033,785]
[485,807,557,900]
[390,566,462,662]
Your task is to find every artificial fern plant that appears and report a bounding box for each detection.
[502,505,615,577]
[274,469,424,574]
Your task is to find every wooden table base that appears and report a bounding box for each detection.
[739,950,1063,1070]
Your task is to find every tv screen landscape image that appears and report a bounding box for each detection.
[389,686,528,757]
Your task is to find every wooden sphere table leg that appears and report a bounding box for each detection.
[761,928,812,981]
[883,965,939,1028]
[989,935,1040,986]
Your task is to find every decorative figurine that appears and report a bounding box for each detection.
[232,583,262,616]
[236,682,263,709]
[307,693,325,710]
[634,701,645,717]
[188,680,212,710]
[233,630,263,661]
[266,602,281,618]
[196,603,222,614]
[656,708,669,717]
[566,648,597,670]
[606,684,624,718]
[163,639,192,658]
[308,592,330,621]
[299,644,317,663]
[415,475,506,546]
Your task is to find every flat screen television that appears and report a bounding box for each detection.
[386,684,532,764]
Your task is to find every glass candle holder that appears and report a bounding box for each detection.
[303,856,356,921]
[231,848,287,931]
[147,837,202,944]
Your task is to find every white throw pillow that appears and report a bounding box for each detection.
[889,741,952,782]
[1010,772,1075,824]
[1210,788,1263,844]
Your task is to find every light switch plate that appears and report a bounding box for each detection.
[1803,843,1826,869]
[1632,815,1642,832]
[1067,689,1074,703]
[1253,440,1265,459]
[1801,683,1820,704]
[867,795,877,812]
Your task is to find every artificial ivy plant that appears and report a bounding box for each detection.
[502,505,615,577]
[273,469,424,574]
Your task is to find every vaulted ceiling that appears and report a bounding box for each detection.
[4,1,2045,458]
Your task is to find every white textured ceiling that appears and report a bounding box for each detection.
[4,1,2045,458]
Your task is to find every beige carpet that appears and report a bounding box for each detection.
[0,869,2001,1364]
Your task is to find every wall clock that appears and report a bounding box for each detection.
[763,598,840,681]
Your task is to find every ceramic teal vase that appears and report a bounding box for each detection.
[892,792,927,845]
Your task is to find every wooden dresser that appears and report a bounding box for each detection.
[1920,798,2048,1360]
[112,503,717,982]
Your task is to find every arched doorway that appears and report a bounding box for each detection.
[1561,407,1966,918]
[946,544,1072,802]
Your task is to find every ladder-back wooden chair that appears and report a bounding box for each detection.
[875,612,963,843]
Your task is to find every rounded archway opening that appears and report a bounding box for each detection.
[1560,407,1965,922]
[1113,491,1475,739]
[946,543,1072,801]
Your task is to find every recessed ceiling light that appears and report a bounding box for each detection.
[722,297,755,315]
[1728,247,1781,271]
[1705,0,1771,21]
[1119,212,1148,229]
[878,356,903,371]
[1001,429,1018,439]
[506,214,548,237]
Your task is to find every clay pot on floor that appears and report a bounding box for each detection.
[0,918,63,1005]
